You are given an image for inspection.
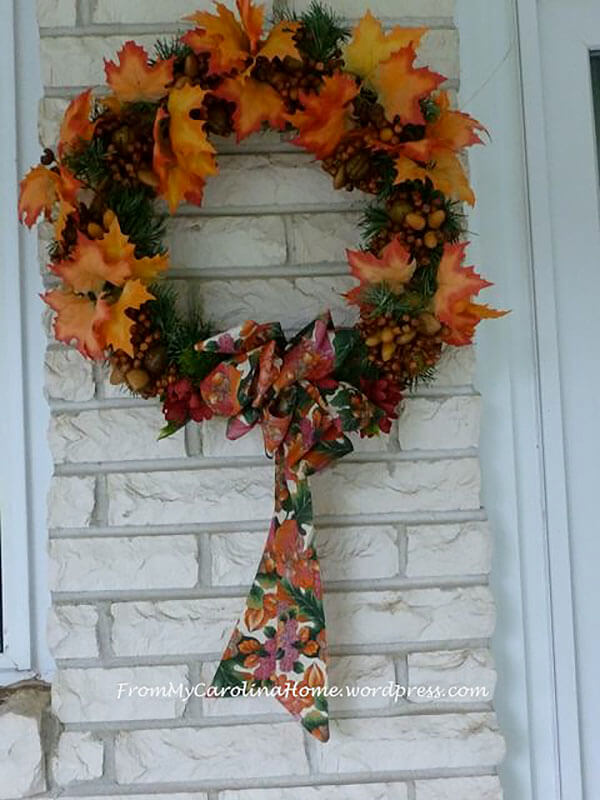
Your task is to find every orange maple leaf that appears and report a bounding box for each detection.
[101,279,154,357]
[217,76,287,141]
[43,289,110,360]
[433,242,507,345]
[288,72,359,159]
[183,2,299,74]
[105,41,174,103]
[52,229,133,294]
[345,237,416,306]
[18,165,82,234]
[58,89,95,157]
[428,91,486,150]
[152,107,208,213]
[373,46,445,126]
[168,84,218,176]
[99,217,169,283]
[394,149,475,206]
[343,11,427,83]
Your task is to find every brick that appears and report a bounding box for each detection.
[210,526,399,586]
[432,345,475,387]
[415,776,502,800]
[40,35,157,86]
[107,458,480,526]
[52,732,103,785]
[49,407,185,463]
[406,521,492,577]
[47,605,98,659]
[45,348,94,402]
[407,648,496,704]
[38,97,68,148]
[291,0,455,18]
[37,0,77,27]
[111,586,493,657]
[221,785,409,800]
[290,212,362,263]
[52,666,189,722]
[314,714,504,774]
[49,535,198,592]
[0,710,45,799]
[65,796,208,800]
[202,154,357,210]
[111,597,244,656]
[114,723,310,783]
[166,215,287,270]
[91,0,215,24]
[196,276,357,333]
[398,396,481,450]
[48,476,95,528]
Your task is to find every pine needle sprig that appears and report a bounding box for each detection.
[151,35,192,65]
[359,204,390,246]
[295,1,351,62]
[361,283,425,319]
[442,200,466,243]
[105,186,166,258]
[63,138,110,188]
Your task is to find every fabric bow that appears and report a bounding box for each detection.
[197,313,384,741]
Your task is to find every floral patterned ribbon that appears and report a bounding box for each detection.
[196,313,384,741]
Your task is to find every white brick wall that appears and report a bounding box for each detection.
[36,0,504,797]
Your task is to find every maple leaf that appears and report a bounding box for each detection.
[153,107,207,213]
[433,242,506,345]
[343,11,426,83]
[394,149,475,206]
[217,76,287,141]
[105,41,174,103]
[97,216,169,282]
[183,4,250,74]
[52,229,133,294]
[345,237,416,306]
[288,72,359,159]
[427,91,486,151]
[168,84,218,177]
[43,289,110,360]
[373,46,445,126]
[183,3,299,73]
[101,279,154,356]
[18,166,61,228]
[58,89,95,157]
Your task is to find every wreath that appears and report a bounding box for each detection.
[19,1,505,742]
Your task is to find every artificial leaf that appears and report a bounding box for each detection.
[427,91,486,151]
[257,20,301,62]
[394,148,475,206]
[183,4,249,74]
[133,251,170,283]
[236,0,264,53]
[98,217,169,283]
[343,11,426,83]
[58,89,95,157]
[217,76,287,141]
[43,289,110,360]
[288,72,358,159]
[167,84,218,175]
[52,229,133,294]
[101,279,154,356]
[433,242,505,345]
[105,41,174,103]
[373,46,445,125]
[18,166,61,228]
[153,107,207,213]
[345,237,416,305]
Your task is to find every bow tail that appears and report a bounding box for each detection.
[211,449,330,742]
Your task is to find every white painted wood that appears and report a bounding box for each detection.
[0,0,51,682]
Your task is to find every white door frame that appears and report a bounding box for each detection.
[457,1,584,798]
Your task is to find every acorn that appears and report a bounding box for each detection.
[333,164,346,190]
[184,53,199,78]
[103,209,116,229]
[40,147,55,166]
[346,151,370,182]
[380,327,395,343]
[143,344,168,376]
[137,169,160,188]
[418,312,442,336]
[109,365,126,385]
[427,209,446,229]
[381,342,396,362]
[405,212,427,231]
[388,200,412,224]
[125,368,151,392]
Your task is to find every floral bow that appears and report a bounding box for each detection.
[196,313,385,741]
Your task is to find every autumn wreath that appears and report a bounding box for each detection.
[19,1,504,741]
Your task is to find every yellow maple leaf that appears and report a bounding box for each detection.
[373,46,445,125]
[343,11,426,83]
[217,76,287,141]
[394,148,475,206]
[345,237,416,306]
[102,280,155,357]
[105,41,174,103]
